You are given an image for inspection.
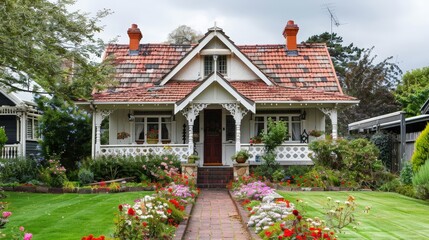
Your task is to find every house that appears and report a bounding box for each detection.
[0,86,42,159]
[348,99,429,171]
[77,21,358,167]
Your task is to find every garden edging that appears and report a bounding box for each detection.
[173,201,195,240]
[228,190,260,240]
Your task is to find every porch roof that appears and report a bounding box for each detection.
[88,79,356,104]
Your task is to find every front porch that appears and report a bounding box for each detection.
[98,141,313,165]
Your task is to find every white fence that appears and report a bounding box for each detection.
[1,144,20,159]
[241,143,312,164]
[99,144,189,162]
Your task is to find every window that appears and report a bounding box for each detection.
[26,116,39,140]
[134,116,171,144]
[192,115,200,142]
[204,55,227,76]
[225,115,235,141]
[253,115,302,142]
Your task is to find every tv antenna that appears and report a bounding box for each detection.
[326,6,342,42]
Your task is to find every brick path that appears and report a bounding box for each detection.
[183,189,251,240]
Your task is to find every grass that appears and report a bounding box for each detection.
[278,191,429,239]
[2,191,153,239]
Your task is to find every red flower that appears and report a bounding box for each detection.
[265,231,272,237]
[118,205,123,211]
[297,215,302,221]
[142,222,148,227]
[292,210,299,216]
[283,228,294,237]
[167,209,172,214]
[168,188,173,193]
[247,207,252,211]
[127,208,135,216]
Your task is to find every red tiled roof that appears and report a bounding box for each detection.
[104,44,194,88]
[230,81,354,101]
[97,40,352,102]
[93,80,355,103]
[93,81,199,102]
[238,44,342,93]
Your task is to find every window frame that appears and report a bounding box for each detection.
[203,55,228,77]
[26,115,39,141]
[253,114,302,142]
[134,115,172,144]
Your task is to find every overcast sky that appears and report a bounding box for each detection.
[71,0,429,73]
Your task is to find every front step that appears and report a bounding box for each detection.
[197,167,233,188]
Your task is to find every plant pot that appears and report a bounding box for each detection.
[235,157,248,164]
[147,139,158,144]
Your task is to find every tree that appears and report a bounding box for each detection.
[306,33,402,134]
[167,25,203,44]
[36,95,91,170]
[0,0,113,100]
[395,67,429,116]
[411,123,429,172]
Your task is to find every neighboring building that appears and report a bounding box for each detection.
[348,101,429,171]
[77,21,358,166]
[0,86,42,159]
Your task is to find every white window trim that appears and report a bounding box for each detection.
[26,115,40,141]
[134,115,172,144]
[252,114,302,142]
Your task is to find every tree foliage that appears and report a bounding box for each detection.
[167,25,203,44]
[395,67,429,116]
[36,95,91,170]
[0,0,114,100]
[0,128,7,149]
[306,33,402,134]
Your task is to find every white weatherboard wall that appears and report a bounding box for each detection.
[173,57,201,80]
[229,55,259,80]
[109,109,132,145]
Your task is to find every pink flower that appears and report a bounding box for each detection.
[19,226,25,231]
[24,233,33,240]
[2,211,12,218]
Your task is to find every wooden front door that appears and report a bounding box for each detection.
[204,109,222,165]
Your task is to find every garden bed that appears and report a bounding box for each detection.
[2,185,155,194]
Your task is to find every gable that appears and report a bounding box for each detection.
[175,72,255,114]
[0,91,16,106]
[159,28,273,86]
[194,82,236,102]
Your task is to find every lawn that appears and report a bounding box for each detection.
[278,191,429,239]
[2,191,153,239]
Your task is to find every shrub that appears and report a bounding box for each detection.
[411,123,429,172]
[0,157,40,183]
[412,160,429,199]
[395,184,416,198]
[233,181,274,201]
[262,119,287,154]
[272,169,285,182]
[309,138,348,170]
[39,159,68,187]
[400,162,413,185]
[85,154,181,183]
[284,165,312,180]
[78,168,94,185]
[0,128,7,150]
[370,132,396,170]
[379,179,401,192]
[253,152,280,181]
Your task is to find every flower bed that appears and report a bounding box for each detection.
[111,175,198,240]
[230,180,368,239]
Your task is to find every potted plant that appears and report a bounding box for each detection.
[309,130,324,138]
[250,135,262,144]
[146,129,158,144]
[231,149,252,163]
[187,154,200,164]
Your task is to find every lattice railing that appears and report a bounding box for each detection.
[99,144,189,162]
[1,144,20,159]
[241,143,312,162]
[0,106,17,115]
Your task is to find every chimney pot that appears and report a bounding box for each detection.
[127,24,143,54]
[283,20,299,54]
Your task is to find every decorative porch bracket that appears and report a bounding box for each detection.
[181,103,208,155]
[94,110,113,155]
[221,103,249,151]
[319,107,338,139]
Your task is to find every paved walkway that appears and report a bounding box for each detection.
[183,189,251,240]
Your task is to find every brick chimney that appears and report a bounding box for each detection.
[127,24,142,55]
[283,20,299,55]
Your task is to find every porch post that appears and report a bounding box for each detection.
[222,103,248,151]
[94,110,112,157]
[319,107,338,140]
[182,103,208,156]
